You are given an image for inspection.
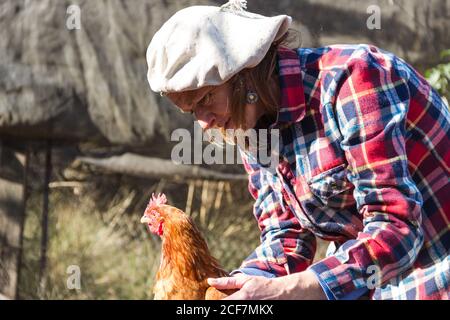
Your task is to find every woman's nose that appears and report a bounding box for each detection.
[195,109,216,130]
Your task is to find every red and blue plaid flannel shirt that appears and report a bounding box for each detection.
[232,44,450,300]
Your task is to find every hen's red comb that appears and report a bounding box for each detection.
[147,193,167,209]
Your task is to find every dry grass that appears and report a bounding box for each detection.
[19,189,159,299]
[17,179,259,299]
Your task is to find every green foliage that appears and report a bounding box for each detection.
[425,49,450,106]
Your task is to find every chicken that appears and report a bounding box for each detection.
[140,193,236,300]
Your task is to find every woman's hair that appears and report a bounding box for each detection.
[226,29,300,131]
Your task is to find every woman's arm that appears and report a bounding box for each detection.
[208,150,326,300]
[209,269,326,300]
[230,150,317,278]
[308,51,424,299]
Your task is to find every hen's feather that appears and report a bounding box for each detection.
[143,194,237,300]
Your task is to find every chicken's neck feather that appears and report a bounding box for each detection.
[158,213,227,282]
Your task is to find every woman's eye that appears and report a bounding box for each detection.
[199,93,212,106]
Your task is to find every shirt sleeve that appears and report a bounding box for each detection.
[231,150,317,277]
[308,51,424,299]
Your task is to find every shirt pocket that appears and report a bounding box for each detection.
[306,163,354,206]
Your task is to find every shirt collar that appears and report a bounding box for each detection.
[271,47,306,129]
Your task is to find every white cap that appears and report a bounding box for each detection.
[146,2,292,93]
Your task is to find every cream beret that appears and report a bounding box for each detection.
[146,1,292,93]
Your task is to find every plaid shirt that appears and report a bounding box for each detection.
[232,45,450,300]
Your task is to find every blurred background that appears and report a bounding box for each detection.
[0,0,449,299]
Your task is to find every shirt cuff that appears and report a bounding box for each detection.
[308,257,368,300]
[309,268,336,300]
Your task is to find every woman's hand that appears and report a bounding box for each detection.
[207,269,327,300]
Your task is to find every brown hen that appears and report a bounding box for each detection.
[140,193,236,300]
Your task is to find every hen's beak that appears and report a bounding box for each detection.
[140,215,151,224]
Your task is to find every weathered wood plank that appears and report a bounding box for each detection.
[0,145,25,299]
[77,153,248,181]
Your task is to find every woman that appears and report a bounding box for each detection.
[146,1,450,300]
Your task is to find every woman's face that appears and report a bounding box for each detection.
[166,82,265,130]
